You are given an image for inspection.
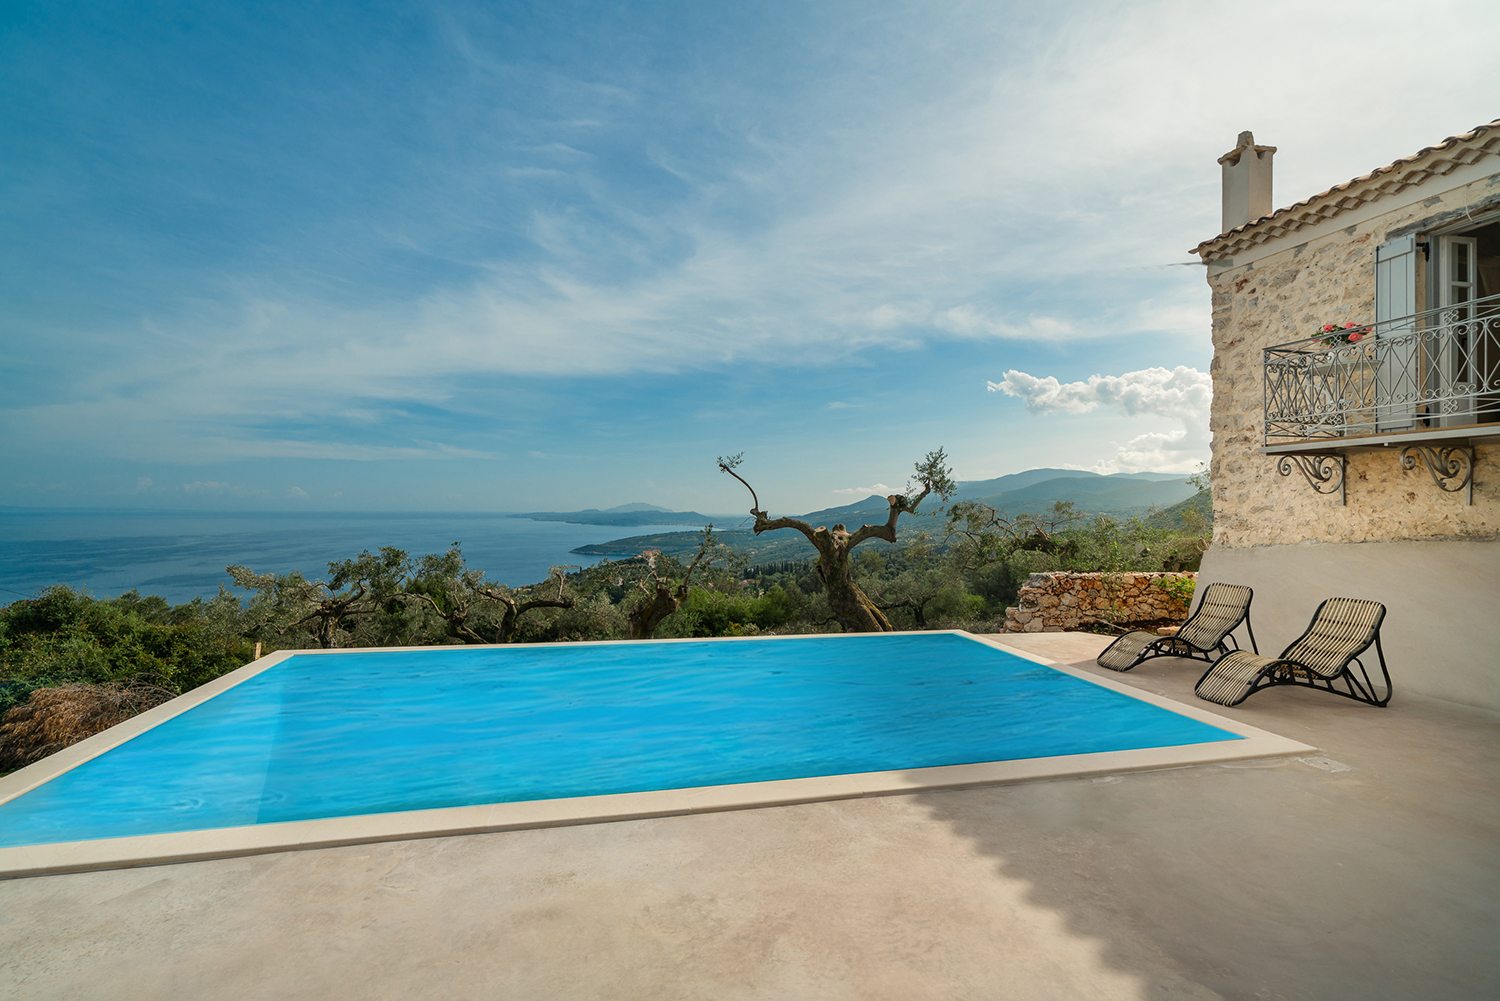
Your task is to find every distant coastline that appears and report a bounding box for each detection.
[1,470,1197,604]
[507,507,731,528]
[0,510,695,605]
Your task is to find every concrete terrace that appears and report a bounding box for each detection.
[1,632,1496,1001]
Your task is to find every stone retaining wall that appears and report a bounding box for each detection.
[1002,572,1195,633]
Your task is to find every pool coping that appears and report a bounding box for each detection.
[0,631,1314,879]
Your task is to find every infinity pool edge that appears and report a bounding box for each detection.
[0,631,1314,879]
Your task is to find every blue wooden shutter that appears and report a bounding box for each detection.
[1375,234,1417,430]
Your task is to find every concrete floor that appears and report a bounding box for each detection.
[1,632,1496,1001]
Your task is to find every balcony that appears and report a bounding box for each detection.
[1261,293,1500,501]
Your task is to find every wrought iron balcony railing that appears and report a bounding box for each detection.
[1263,292,1500,446]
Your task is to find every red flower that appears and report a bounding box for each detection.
[1343,322,1358,329]
[1348,332,1364,342]
[1321,324,1337,332]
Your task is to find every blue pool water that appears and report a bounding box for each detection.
[0,634,1239,847]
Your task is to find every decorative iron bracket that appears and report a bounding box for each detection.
[1276,453,1346,504]
[1399,444,1475,504]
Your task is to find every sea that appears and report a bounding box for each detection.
[0,510,694,606]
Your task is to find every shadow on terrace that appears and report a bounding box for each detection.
[902,632,1500,1000]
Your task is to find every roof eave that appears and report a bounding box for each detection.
[1188,119,1500,263]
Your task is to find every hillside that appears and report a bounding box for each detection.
[1146,489,1212,529]
[572,469,1199,562]
[951,468,1181,499]
[969,475,1196,513]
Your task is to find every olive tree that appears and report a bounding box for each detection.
[228,547,409,649]
[717,449,955,632]
[405,545,574,644]
[624,527,731,639]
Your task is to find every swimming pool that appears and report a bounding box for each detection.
[0,632,1310,876]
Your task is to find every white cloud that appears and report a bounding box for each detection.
[5,1,1498,470]
[1097,428,1200,475]
[133,476,153,493]
[850,304,1083,342]
[833,483,896,497]
[989,366,1211,473]
[988,366,1211,419]
[287,485,309,499]
[198,439,497,463]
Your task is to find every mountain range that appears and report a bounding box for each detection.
[567,468,1200,562]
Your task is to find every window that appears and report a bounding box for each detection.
[1425,218,1500,428]
[1373,216,1500,432]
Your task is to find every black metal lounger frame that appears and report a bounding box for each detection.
[1194,597,1392,708]
[1149,620,1257,665]
[1098,583,1258,672]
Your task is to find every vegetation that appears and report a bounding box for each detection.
[0,682,174,773]
[0,477,1212,768]
[717,448,956,631]
[0,587,254,716]
[1153,573,1198,608]
[228,548,409,650]
[574,468,1201,563]
[0,588,254,769]
[406,547,576,645]
[623,528,736,639]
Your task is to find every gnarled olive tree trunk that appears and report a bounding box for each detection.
[626,530,720,639]
[717,449,953,633]
[814,533,892,632]
[407,548,574,644]
[627,582,689,640]
[493,590,574,643]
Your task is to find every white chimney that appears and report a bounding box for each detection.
[1218,131,1276,232]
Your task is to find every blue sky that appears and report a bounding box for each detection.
[4,1,1498,514]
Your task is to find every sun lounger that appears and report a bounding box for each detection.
[1096,582,1255,672]
[1195,596,1390,707]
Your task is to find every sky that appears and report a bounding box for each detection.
[3,1,1499,515]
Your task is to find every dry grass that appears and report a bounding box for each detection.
[0,682,172,773]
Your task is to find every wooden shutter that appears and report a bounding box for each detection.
[1374,235,1417,430]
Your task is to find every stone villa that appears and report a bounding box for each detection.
[1192,121,1500,711]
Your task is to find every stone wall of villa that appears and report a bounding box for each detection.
[1204,169,1500,549]
[1002,572,1193,633]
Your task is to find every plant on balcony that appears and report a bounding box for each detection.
[1318,322,1371,346]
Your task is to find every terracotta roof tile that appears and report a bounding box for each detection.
[1191,119,1500,261]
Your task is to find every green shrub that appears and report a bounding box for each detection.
[0,587,253,715]
[1153,574,1197,611]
